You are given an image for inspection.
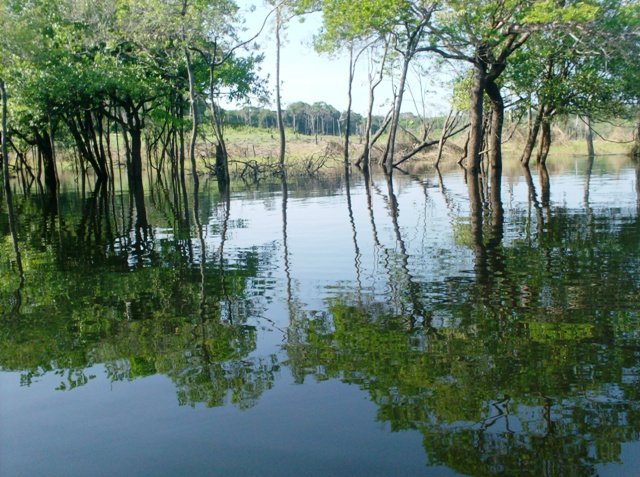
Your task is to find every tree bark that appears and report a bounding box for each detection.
[344,44,354,165]
[435,109,454,167]
[383,52,411,171]
[185,47,199,187]
[485,80,503,230]
[585,114,595,157]
[633,118,640,159]
[33,128,57,193]
[467,61,487,174]
[485,80,503,175]
[536,120,551,164]
[520,103,544,165]
[275,7,286,171]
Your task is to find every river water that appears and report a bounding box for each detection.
[1,157,639,476]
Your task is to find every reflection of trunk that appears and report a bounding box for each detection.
[362,167,380,246]
[435,166,454,214]
[281,174,292,305]
[539,163,550,208]
[468,172,486,282]
[130,179,148,231]
[218,185,231,321]
[522,164,540,209]
[384,174,428,328]
[520,103,544,165]
[192,177,206,319]
[584,154,594,207]
[344,166,361,291]
[1,79,24,280]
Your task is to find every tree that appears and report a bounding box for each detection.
[507,0,640,164]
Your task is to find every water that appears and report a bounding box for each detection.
[1,157,639,476]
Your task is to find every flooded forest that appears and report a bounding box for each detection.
[1,1,640,476]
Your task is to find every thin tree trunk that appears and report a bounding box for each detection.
[633,118,640,159]
[435,109,454,167]
[275,7,286,171]
[208,59,230,185]
[357,42,388,170]
[585,114,595,157]
[384,53,411,170]
[185,47,199,187]
[521,103,544,165]
[485,80,503,179]
[344,44,354,165]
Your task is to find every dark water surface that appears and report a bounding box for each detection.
[1,157,639,476]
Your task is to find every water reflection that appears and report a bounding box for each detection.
[286,165,640,474]
[1,158,639,475]
[0,175,279,409]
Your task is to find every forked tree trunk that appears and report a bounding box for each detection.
[383,52,411,171]
[536,120,551,164]
[521,103,544,165]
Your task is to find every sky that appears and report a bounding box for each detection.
[228,1,455,116]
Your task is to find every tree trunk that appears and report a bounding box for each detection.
[33,128,57,193]
[633,118,640,159]
[185,47,199,187]
[585,114,595,157]
[521,103,544,165]
[275,7,286,171]
[485,81,503,171]
[435,110,454,167]
[485,80,503,228]
[208,61,230,185]
[536,120,551,164]
[128,125,144,194]
[467,61,487,174]
[344,44,354,165]
[538,163,550,208]
[383,53,411,170]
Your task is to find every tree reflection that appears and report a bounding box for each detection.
[286,168,640,475]
[0,181,278,409]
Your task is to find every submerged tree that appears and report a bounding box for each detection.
[507,0,640,164]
